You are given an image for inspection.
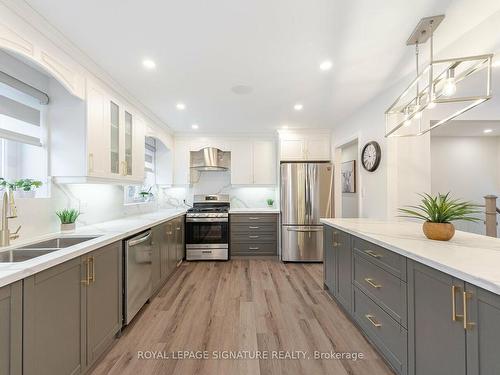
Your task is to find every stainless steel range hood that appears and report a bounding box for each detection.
[190,147,230,171]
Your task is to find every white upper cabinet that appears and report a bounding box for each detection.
[230,139,276,185]
[52,80,145,184]
[252,140,276,184]
[230,140,253,185]
[279,131,331,161]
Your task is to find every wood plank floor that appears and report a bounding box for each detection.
[91,259,394,375]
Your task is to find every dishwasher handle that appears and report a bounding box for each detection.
[128,231,152,247]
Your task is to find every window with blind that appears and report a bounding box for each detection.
[124,136,157,204]
[0,75,48,198]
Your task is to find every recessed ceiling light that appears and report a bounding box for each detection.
[142,59,156,69]
[484,128,493,134]
[493,59,500,68]
[293,103,303,111]
[319,60,333,71]
[191,124,199,130]
[282,125,289,129]
[176,103,186,110]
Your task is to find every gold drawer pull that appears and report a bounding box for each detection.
[81,258,91,285]
[463,291,475,330]
[249,235,259,238]
[364,250,382,259]
[249,226,260,229]
[249,247,259,250]
[364,278,382,289]
[365,314,382,328]
[89,256,95,283]
[248,217,260,220]
[451,285,463,322]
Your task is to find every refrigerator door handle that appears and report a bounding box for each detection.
[286,227,323,233]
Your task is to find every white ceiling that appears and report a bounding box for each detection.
[431,120,500,137]
[25,0,458,133]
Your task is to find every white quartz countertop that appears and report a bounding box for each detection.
[229,208,280,214]
[0,209,186,288]
[321,218,500,295]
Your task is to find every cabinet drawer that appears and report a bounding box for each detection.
[231,223,277,233]
[231,242,277,255]
[230,214,278,223]
[231,232,277,243]
[353,287,407,375]
[353,253,407,327]
[353,237,407,280]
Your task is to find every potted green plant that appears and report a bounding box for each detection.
[398,193,481,241]
[13,179,42,198]
[138,187,153,201]
[266,198,274,208]
[56,208,81,232]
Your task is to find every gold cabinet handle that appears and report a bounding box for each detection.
[81,258,90,285]
[364,250,381,259]
[249,226,260,229]
[249,235,259,238]
[89,256,95,283]
[364,278,382,289]
[88,153,94,173]
[365,314,382,328]
[463,291,475,330]
[249,247,259,250]
[451,285,463,322]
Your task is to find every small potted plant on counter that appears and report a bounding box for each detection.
[56,208,81,232]
[398,192,481,241]
[266,198,274,208]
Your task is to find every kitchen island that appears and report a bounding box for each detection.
[321,218,500,375]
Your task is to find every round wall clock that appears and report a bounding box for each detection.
[361,141,381,172]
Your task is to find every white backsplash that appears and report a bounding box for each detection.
[160,171,278,209]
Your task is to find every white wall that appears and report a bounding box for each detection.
[431,136,499,235]
[340,140,359,218]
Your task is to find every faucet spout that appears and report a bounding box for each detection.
[0,191,19,247]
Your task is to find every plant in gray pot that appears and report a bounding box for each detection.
[56,208,81,232]
[398,193,481,241]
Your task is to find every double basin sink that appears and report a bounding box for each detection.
[0,236,100,263]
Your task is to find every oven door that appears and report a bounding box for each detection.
[186,219,228,246]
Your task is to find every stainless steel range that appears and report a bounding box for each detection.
[185,194,229,260]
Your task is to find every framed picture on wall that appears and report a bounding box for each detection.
[341,160,356,193]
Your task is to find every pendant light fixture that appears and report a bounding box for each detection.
[385,15,493,137]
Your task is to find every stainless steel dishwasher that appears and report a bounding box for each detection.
[124,230,153,325]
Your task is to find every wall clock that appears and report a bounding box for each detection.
[361,141,381,172]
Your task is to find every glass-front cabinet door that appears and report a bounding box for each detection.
[124,110,133,176]
[110,101,120,175]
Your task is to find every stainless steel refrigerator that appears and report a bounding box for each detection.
[280,162,333,262]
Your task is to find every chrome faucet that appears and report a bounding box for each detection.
[0,191,21,247]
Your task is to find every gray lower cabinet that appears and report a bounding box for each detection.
[174,217,184,262]
[23,241,122,375]
[85,242,122,368]
[152,216,184,291]
[230,213,279,256]
[323,227,335,292]
[335,229,352,312]
[323,227,351,312]
[407,258,500,375]
[466,284,500,375]
[23,257,86,375]
[0,281,22,375]
[407,260,466,375]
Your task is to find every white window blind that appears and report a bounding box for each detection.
[0,73,46,147]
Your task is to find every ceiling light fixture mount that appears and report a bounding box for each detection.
[385,15,493,138]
